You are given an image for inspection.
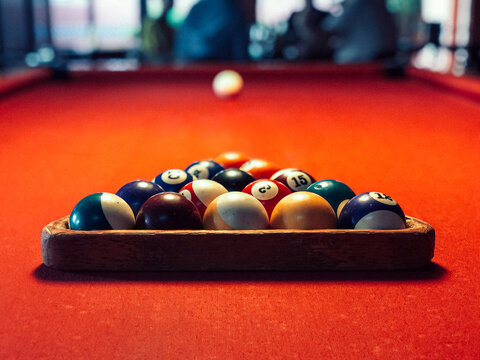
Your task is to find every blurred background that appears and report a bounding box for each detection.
[0,0,479,76]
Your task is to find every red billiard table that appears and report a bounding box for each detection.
[1,63,479,359]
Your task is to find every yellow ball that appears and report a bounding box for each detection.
[270,191,337,230]
[203,192,268,230]
[212,70,243,99]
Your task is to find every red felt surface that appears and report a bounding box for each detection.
[1,66,480,359]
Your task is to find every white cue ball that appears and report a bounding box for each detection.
[212,70,244,99]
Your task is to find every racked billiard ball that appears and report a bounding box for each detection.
[239,159,282,180]
[153,169,195,192]
[270,191,336,230]
[185,160,224,180]
[213,151,250,169]
[116,180,164,216]
[272,169,315,192]
[203,192,269,230]
[69,192,135,230]
[136,192,202,230]
[242,179,291,217]
[179,179,228,217]
[306,180,355,217]
[338,192,406,230]
[212,168,255,192]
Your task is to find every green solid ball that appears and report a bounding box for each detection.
[306,180,356,217]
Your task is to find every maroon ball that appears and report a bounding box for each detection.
[136,192,203,230]
[273,169,316,192]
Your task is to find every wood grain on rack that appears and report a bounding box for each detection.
[41,216,435,271]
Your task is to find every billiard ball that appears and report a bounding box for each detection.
[136,192,203,230]
[239,159,282,180]
[338,192,406,230]
[203,192,269,230]
[212,70,243,99]
[270,191,336,230]
[213,151,250,169]
[179,179,228,217]
[212,168,255,192]
[185,160,224,180]
[242,179,291,217]
[272,169,315,192]
[153,169,196,192]
[69,192,135,230]
[270,168,298,180]
[116,180,164,216]
[306,180,355,217]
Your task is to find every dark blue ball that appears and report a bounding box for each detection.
[185,160,225,180]
[338,192,406,230]
[116,180,164,216]
[153,169,195,192]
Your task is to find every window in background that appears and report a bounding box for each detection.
[146,0,199,27]
[413,0,472,74]
[50,0,91,53]
[92,0,140,51]
[251,0,342,60]
[0,0,34,69]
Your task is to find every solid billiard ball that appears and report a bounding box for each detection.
[213,151,250,169]
[203,192,269,230]
[239,159,282,180]
[212,70,243,99]
[338,192,406,230]
[116,180,164,216]
[306,179,356,217]
[153,169,195,192]
[69,192,135,230]
[136,192,203,230]
[270,191,336,230]
[179,179,228,217]
[271,169,315,192]
[185,160,224,180]
[242,179,291,217]
[212,168,255,192]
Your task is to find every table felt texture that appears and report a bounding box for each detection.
[0,69,479,359]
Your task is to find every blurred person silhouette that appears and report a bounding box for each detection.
[173,0,249,62]
[141,0,175,61]
[274,0,332,61]
[323,0,397,64]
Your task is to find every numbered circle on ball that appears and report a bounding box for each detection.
[369,192,397,206]
[251,180,279,201]
[161,169,188,184]
[180,189,192,201]
[187,164,209,180]
[286,171,313,191]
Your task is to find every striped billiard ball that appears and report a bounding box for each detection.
[185,160,224,180]
[69,192,135,230]
[179,179,228,217]
[203,192,269,230]
[338,192,406,230]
